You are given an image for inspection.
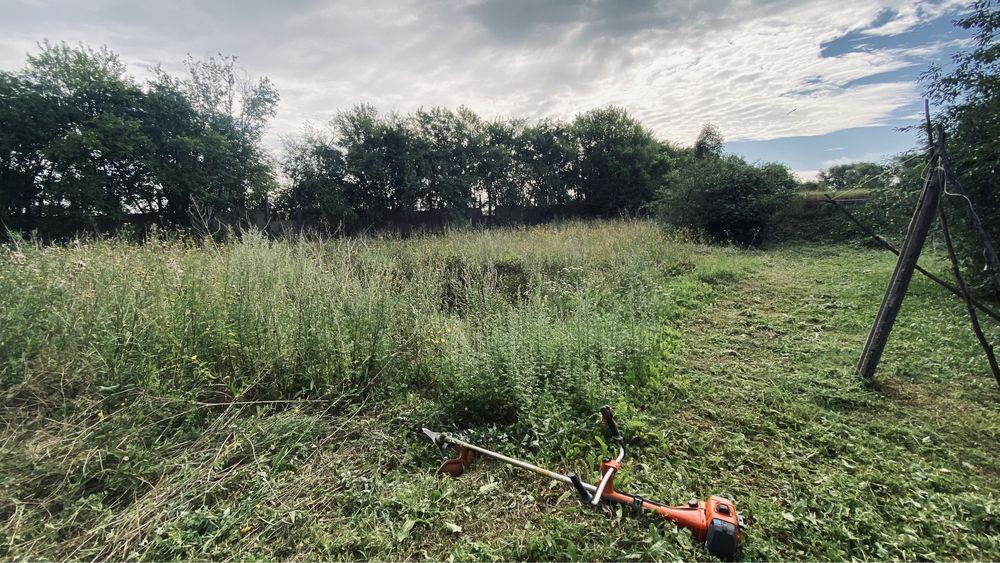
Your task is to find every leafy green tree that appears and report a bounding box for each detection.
[479,117,526,213]
[140,72,210,220]
[280,130,350,228]
[518,119,578,207]
[817,162,888,191]
[694,123,724,159]
[176,54,279,215]
[571,106,666,214]
[182,54,278,142]
[3,42,155,222]
[333,104,421,221]
[923,0,1000,292]
[409,107,483,213]
[0,43,280,233]
[0,70,57,222]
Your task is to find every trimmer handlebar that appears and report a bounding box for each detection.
[600,404,622,442]
[592,405,626,506]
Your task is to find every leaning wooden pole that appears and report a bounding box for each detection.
[939,198,1000,388]
[857,157,944,383]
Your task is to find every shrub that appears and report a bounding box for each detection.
[656,154,796,245]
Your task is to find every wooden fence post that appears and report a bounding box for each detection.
[856,159,944,382]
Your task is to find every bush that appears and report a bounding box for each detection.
[656,154,796,245]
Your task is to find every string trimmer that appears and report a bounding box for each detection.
[423,405,744,559]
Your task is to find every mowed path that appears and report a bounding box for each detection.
[658,245,1000,560]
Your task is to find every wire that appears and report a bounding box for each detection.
[940,163,994,273]
[942,175,977,211]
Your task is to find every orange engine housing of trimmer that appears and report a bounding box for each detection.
[597,459,741,556]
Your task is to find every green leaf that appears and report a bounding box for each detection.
[396,518,417,542]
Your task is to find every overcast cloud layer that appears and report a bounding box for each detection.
[0,0,968,162]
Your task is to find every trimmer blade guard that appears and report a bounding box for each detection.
[437,445,474,477]
[422,428,474,477]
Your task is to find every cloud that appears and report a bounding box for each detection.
[0,0,967,152]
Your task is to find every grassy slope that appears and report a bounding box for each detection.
[1,221,997,560]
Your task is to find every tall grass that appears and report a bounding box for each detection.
[1,220,724,428]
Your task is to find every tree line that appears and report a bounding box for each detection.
[278,103,676,228]
[0,41,797,240]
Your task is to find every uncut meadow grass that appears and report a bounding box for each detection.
[1,220,710,425]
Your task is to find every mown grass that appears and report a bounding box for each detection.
[1,220,997,560]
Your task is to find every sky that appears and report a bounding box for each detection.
[0,0,974,180]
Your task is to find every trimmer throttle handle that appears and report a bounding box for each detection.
[600,405,622,441]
